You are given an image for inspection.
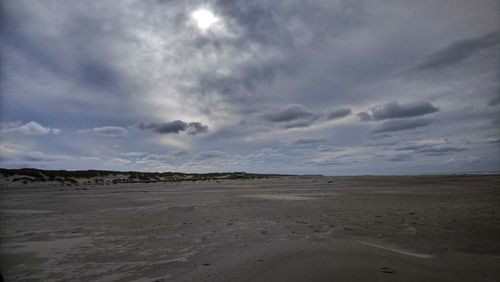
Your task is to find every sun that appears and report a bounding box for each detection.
[191,9,219,30]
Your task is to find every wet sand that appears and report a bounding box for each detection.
[1,175,499,281]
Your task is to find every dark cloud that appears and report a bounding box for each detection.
[396,143,467,156]
[418,146,468,156]
[395,144,431,151]
[488,138,500,144]
[360,101,439,121]
[372,118,434,133]
[488,96,500,106]
[215,1,283,44]
[138,120,208,135]
[1,2,133,96]
[412,30,500,71]
[317,147,344,153]
[263,105,351,129]
[215,0,366,46]
[386,154,412,162]
[263,104,315,123]
[194,55,289,101]
[184,0,370,107]
[324,108,352,120]
[141,121,186,134]
[282,119,317,129]
[78,61,123,93]
[186,122,209,135]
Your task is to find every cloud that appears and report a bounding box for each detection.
[245,148,288,162]
[139,120,186,134]
[305,158,356,167]
[139,154,168,162]
[92,126,128,136]
[359,101,439,121]
[396,143,467,156]
[263,104,315,123]
[372,118,434,133]
[0,143,23,160]
[196,150,229,160]
[119,152,148,157]
[186,122,209,135]
[1,1,135,98]
[0,144,69,164]
[0,121,60,135]
[138,120,208,135]
[412,30,500,71]
[282,119,317,129]
[263,104,351,129]
[78,60,127,93]
[358,112,373,122]
[261,104,320,129]
[386,154,412,162]
[108,158,133,164]
[323,108,351,120]
[292,137,328,145]
[417,146,468,156]
[395,144,432,151]
[488,96,500,106]
[21,151,66,162]
[80,156,101,161]
[317,146,344,153]
[488,138,500,144]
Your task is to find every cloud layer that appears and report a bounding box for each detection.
[0,0,498,174]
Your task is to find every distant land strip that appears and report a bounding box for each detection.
[0,168,303,185]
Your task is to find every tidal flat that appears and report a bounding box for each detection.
[1,175,499,281]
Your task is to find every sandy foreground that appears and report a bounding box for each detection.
[1,175,499,281]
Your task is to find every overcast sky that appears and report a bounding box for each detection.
[1,0,499,175]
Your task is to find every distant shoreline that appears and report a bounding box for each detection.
[0,167,298,185]
[1,167,499,186]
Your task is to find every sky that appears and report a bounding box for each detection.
[1,0,499,175]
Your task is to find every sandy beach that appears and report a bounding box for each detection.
[1,175,499,281]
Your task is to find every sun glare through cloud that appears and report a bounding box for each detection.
[191,8,219,30]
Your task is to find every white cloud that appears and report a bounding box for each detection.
[76,126,128,136]
[119,152,148,157]
[1,121,60,135]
